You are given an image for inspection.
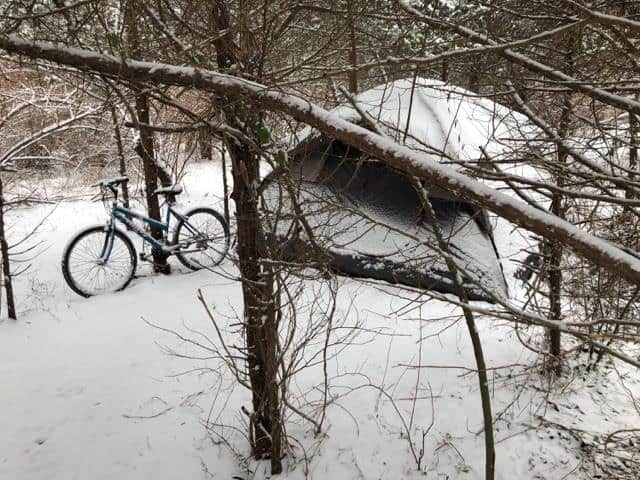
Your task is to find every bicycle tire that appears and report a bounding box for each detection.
[173,207,230,271]
[62,225,137,297]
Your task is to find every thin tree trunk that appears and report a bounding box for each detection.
[199,127,212,160]
[548,131,567,373]
[628,104,638,200]
[133,92,170,273]
[126,1,169,274]
[346,0,358,93]
[221,146,230,224]
[546,32,578,374]
[109,104,129,208]
[0,175,16,320]
[418,186,494,480]
[547,198,563,373]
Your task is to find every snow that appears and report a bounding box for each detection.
[297,78,538,170]
[2,161,639,480]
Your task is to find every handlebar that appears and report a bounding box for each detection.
[92,176,128,208]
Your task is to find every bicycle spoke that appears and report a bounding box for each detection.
[175,210,228,270]
[65,229,135,296]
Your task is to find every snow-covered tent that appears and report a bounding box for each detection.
[261,78,541,301]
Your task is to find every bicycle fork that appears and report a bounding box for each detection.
[97,222,117,265]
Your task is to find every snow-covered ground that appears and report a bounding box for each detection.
[1,162,639,479]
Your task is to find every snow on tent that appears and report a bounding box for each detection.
[261,78,539,301]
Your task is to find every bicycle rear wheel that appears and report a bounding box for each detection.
[173,207,229,270]
[62,226,137,297]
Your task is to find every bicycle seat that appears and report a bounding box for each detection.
[153,184,183,196]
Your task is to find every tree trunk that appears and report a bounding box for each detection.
[199,127,213,161]
[547,195,563,372]
[211,1,282,473]
[126,1,169,274]
[133,92,170,274]
[221,147,230,225]
[109,104,130,208]
[228,138,282,471]
[0,175,16,320]
[418,187,494,479]
[546,32,578,374]
[346,0,358,93]
[628,105,638,200]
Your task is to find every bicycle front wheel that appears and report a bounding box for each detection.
[62,226,137,297]
[173,207,229,271]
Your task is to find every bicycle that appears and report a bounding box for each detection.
[62,176,230,297]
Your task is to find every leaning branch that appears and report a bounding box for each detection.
[2,35,640,285]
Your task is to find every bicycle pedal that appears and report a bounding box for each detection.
[139,252,153,262]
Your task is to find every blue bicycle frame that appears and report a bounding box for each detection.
[97,201,205,263]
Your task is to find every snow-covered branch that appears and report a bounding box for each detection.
[2,34,640,285]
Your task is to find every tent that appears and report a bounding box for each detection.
[261,79,539,301]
